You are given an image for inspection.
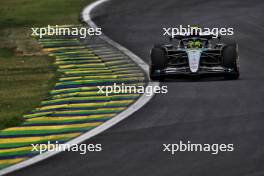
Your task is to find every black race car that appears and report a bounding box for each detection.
[149,35,240,80]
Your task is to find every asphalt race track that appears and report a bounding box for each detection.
[10,0,264,175]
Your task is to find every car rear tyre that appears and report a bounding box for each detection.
[150,47,168,81]
[222,44,240,80]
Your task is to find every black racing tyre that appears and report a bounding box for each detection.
[222,44,240,80]
[149,47,168,81]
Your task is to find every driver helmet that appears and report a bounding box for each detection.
[188,40,201,48]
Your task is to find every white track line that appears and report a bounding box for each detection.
[0,0,159,175]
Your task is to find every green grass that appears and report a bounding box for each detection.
[0,0,93,129]
[0,48,57,129]
[0,0,93,28]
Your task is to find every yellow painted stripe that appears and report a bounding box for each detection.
[0,133,80,144]
[59,63,106,69]
[24,108,125,119]
[0,158,26,165]
[37,100,133,111]
[27,114,115,122]
[64,70,113,74]
[51,86,99,93]
[0,146,32,154]
[43,46,86,52]
[2,122,102,132]
[51,91,142,99]
[51,84,144,94]
[59,73,144,81]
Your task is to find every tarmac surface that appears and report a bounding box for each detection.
[10,0,264,175]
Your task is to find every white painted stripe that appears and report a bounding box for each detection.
[0,0,159,175]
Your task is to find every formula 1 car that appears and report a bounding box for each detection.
[149,35,240,80]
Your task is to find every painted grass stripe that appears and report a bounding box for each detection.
[55,54,98,58]
[53,81,142,90]
[22,119,109,127]
[0,133,80,148]
[24,116,113,125]
[51,91,107,99]
[55,60,103,65]
[2,122,101,132]
[57,77,144,85]
[35,100,133,111]
[26,114,114,122]
[55,57,100,61]
[56,55,99,59]
[56,59,101,63]
[56,59,102,64]
[0,123,101,136]
[43,46,86,52]
[0,152,36,159]
[42,96,111,105]
[58,63,136,70]
[59,67,141,74]
[34,103,132,113]
[50,83,144,95]
[42,94,140,106]
[0,139,68,149]
[55,78,144,88]
[0,158,26,169]
[44,108,125,116]
[0,146,33,155]
[59,63,107,69]
[60,72,117,77]
[58,66,139,73]
[24,107,125,119]
[23,112,52,119]
[59,73,144,82]
[51,91,141,99]
[54,81,144,90]
[49,51,93,56]
[58,76,144,84]
[0,127,93,137]
[0,145,47,158]
[59,68,111,73]
[0,148,37,158]
[50,86,100,95]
